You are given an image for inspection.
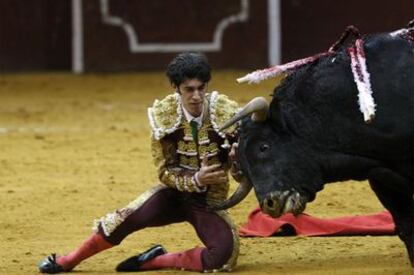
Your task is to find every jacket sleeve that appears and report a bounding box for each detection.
[151,136,207,193]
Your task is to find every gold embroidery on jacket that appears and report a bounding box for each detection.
[199,143,219,158]
[148,92,239,140]
[179,155,199,170]
[149,91,240,197]
[177,141,197,156]
[183,123,196,142]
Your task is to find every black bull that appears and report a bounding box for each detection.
[212,26,414,264]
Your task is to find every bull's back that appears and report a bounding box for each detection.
[282,33,413,167]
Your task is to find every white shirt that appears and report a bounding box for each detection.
[182,105,204,129]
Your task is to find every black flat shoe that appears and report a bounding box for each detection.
[38,254,65,274]
[116,244,167,272]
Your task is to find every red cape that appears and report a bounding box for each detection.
[239,207,395,237]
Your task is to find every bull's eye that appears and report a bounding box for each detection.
[259,143,270,152]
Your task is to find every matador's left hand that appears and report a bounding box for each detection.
[196,157,228,186]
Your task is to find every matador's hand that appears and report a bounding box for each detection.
[196,157,228,186]
[229,142,244,182]
[229,142,238,163]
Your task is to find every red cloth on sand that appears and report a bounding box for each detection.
[239,208,395,237]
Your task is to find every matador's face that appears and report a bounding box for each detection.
[176,78,207,117]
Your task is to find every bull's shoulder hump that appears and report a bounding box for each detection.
[365,32,411,51]
[148,93,182,140]
[209,91,239,136]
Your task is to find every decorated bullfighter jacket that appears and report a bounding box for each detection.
[148,91,239,205]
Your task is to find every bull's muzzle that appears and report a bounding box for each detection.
[261,190,306,217]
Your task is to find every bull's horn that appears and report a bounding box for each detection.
[208,179,253,211]
[219,97,269,131]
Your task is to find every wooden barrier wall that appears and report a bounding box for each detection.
[0,0,412,72]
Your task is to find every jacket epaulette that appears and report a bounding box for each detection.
[209,91,239,138]
[148,91,239,140]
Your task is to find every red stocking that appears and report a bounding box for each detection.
[57,233,113,270]
[141,246,203,271]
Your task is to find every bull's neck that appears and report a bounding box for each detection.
[319,151,382,183]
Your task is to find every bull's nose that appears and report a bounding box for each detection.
[265,198,274,208]
[262,197,283,217]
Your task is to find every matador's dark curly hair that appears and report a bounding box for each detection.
[166,52,211,87]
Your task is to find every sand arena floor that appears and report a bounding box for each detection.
[0,72,411,274]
